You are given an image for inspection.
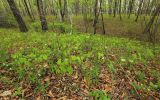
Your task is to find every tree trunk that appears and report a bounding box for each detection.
[113,0,117,17]
[119,0,122,20]
[128,0,134,19]
[93,0,99,34]
[143,4,160,34]
[7,0,28,32]
[27,0,35,20]
[37,0,48,31]
[123,0,127,14]
[108,0,112,15]
[59,0,65,22]
[135,0,144,22]
[23,0,34,21]
[100,0,106,34]
[74,0,80,15]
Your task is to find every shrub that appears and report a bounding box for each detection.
[53,22,75,33]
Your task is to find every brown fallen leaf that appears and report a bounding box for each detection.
[36,93,41,100]
[50,98,57,100]
[57,96,67,100]
[104,85,112,92]
[25,93,33,98]
[36,95,41,100]
[44,76,50,82]
[51,75,56,80]
[47,90,55,98]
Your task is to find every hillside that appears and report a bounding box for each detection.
[0,29,160,99]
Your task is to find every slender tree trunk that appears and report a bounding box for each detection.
[59,0,65,22]
[27,0,35,20]
[145,0,151,15]
[135,0,144,22]
[108,0,112,15]
[37,0,48,31]
[128,0,134,19]
[113,0,117,17]
[143,4,160,34]
[123,0,127,14]
[18,0,26,16]
[7,0,28,32]
[23,0,34,21]
[74,0,80,15]
[100,0,106,34]
[93,0,99,34]
[119,0,122,20]
[82,0,90,33]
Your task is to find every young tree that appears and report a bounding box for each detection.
[128,0,135,19]
[119,0,122,20]
[81,0,93,33]
[37,0,48,31]
[7,0,28,32]
[135,0,144,22]
[108,0,112,15]
[23,0,35,21]
[27,0,35,20]
[100,0,106,34]
[74,0,80,15]
[58,0,68,22]
[113,0,117,17]
[143,4,160,35]
[123,0,127,14]
[93,0,99,34]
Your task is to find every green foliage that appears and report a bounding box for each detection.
[0,49,8,62]
[131,81,160,93]
[108,61,116,74]
[82,65,100,85]
[149,81,160,91]
[90,90,111,100]
[53,22,75,33]
[13,87,23,97]
[34,82,49,94]
[31,22,41,31]
[131,82,146,91]
[150,70,160,78]
[0,29,160,96]
[136,71,146,82]
[56,58,73,75]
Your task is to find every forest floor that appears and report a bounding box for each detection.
[0,28,160,99]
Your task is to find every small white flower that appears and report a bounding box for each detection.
[38,74,41,76]
[121,58,126,62]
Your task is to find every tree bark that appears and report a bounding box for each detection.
[23,0,34,21]
[123,0,127,14]
[27,0,35,20]
[108,0,112,15]
[59,0,65,22]
[37,0,48,31]
[143,4,160,35]
[119,0,122,20]
[135,0,144,22]
[7,0,28,32]
[128,0,134,19]
[100,0,106,34]
[93,0,99,34]
[113,0,117,17]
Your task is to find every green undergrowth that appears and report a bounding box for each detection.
[0,28,160,98]
[30,22,75,33]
